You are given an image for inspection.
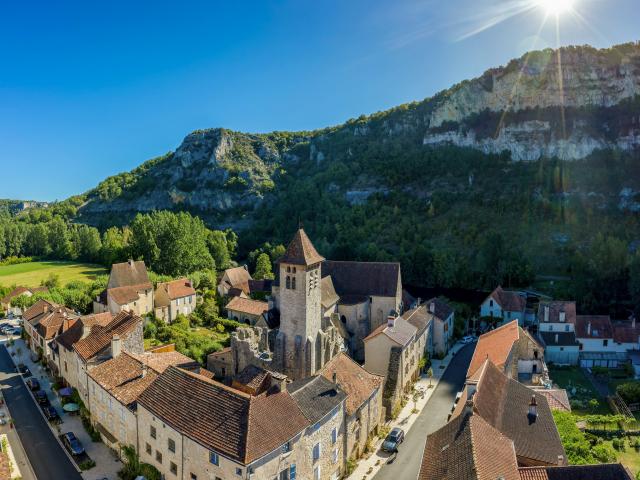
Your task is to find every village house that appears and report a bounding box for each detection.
[217,266,252,298]
[154,278,197,323]
[536,301,580,365]
[467,320,545,385]
[0,286,47,317]
[94,260,154,316]
[86,345,195,455]
[424,297,454,356]
[137,365,344,480]
[225,296,269,325]
[480,286,527,326]
[363,315,419,417]
[73,311,144,405]
[319,352,383,459]
[52,312,113,389]
[401,304,433,358]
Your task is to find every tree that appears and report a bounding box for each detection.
[253,253,274,280]
[101,227,129,266]
[206,230,231,270]
[426,367,434,387]
[75,225,102,262]
[588,398,600,413]
[47,217,72,259]
[25,223,51,257]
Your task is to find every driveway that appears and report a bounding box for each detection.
[0,345,83,480]
[373,343,476,480]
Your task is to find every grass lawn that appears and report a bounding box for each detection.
[0,261,107,288]
[605,440,640,476]
[548,366,611,415]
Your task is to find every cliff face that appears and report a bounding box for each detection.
[77,42,640,224]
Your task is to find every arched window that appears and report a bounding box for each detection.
[286,276,291,289]
[292,277,296,290]
[293,267,297,273]
[287,266,291,273]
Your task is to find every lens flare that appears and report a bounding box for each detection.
[536,0,576,16]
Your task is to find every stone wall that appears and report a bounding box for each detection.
[382,346,403,419]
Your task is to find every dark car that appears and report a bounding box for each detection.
[62,432,85,456]
[17,365,31,377]
[34,390,49,405]
[26,377,40,391]
[43,406,60,422]
[381,427,405,453]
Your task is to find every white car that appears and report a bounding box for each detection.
[461,335,477,344]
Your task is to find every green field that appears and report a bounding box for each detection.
[0,261,107,288]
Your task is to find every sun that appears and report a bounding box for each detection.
[536,0,576,16]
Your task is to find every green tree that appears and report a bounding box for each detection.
[100,227,129,266]
[47,217,72,259]
[25,223,51,257]
[75,225,102,262]
[253,253,274,280]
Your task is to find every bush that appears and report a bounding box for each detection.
[79,459,96,470]
[612,437,626,451]
[592,442,617,462]
[617,382,640,404]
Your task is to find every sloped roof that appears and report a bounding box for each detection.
[536,389,571,412]
[424,297,454,321]
[74,311,142,361]
[234,365,272,394]
[278,229,325,266]
[288,375,346,425]
[467,321,520,378]
[138,366,309,464]
[321,276,340,309]
[56,312,113,350]
[575,315,613,339]
[518,464,633,480]
[537,301,576,324]
[23,299,57,323]
[419,412,520,480]
[612,320,640,344]
[108,260,151,289]
[538,331,580,347]
[322,260,401,298]
[402,305,433,336]
[156,278,196,301]
[467,360,566,466]
[108,286,143,305]
[364,316,417,347]
[487,286,526,312]
[1,286,46,304]
[220,267,252,295]
[36,309,79,340]
[226,296,268,317]
[319,352,383,416]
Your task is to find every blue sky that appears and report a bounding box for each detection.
[1,0,638,201]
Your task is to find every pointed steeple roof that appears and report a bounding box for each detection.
[279,229,325,266]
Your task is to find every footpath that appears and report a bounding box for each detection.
[347,342,466,480]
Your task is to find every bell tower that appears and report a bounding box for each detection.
[276,229,324,379]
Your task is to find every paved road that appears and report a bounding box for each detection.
[0,345,83,480]
[373,343,476,480]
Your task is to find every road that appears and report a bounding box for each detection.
[373,343,476,480]
[0,345,83,480]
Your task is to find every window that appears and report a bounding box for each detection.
[332,447,338,464]
[549,325,553,331]
[287,266,291,273]
[603,339,608,347]
[210,451,219,465]
[292,277,296,290]
[145,443,151,455]
[279,469,290,480]
[155,451,162,464]
[170,462,177,475]
[282,441,291,454]
[190,474,197,480]
[565,325,570,332]
[489,300,493,307]
[64,361,67,372]
[150,425,156,439]
[331,427,337,445]
[168,438,175,453]
[312,443,321,462]
[290,464,297,480]
[286,276,291,289]
[236,467,243,476]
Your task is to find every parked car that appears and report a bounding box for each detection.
[18,365,32,377]
[381,427,405,453]
[34,390,49,405]
[461,335,477,344]
[8,327,22,335]
[62,432,85,456]
[26,378,40,391]
[43,406,60,422]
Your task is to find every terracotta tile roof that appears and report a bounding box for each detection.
[288,375,346,424]
[402,305,433,336]
[0,286,46,304]
[322,260,401,298]
[138,366,309,464]
[424,297,454,321]
[468,321,520,378]
[487,286,526,312]
[518,464,633,480]
[319,352,383,416]
[468,360,566,466]
[613,320,640,344]
[321,275,340,309]
[74,311,142,361]
[536,389,571,412]
[108,285,144,305]
[131,350,196,373]
[23,299,57,322]
[226,296,268,317]
[36,309,79,340]
[108,260,151,289]
[278,228,325,266]
[419,412,520,480]
[221,266,252,295]
[537,301,576,324]
[56,312,114,350]
[575,315,613,339]
[363,316,416,346]
[156,278,196,301]
[233,365,272,395]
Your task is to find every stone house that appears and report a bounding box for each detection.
[137,365,338,480]
[86,346,194,455]
[480,286,527,326]
[225,296,269,325]
[72,311,144,405]
[53,312,113,389]
[401,305,433,360]
[154,278,197,323]
[206,347,232,380]
[536,301,580,365]
[94,260,154,316]
[217,266,252,298]
[0,286,47,317]
[467,320,545,385]
[22,299,78,366]
[319,353,383,459]
[363,315,419,418]
[423,298,453,356]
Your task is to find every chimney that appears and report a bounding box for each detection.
[128,259,133,266]
[559,311,566,323]
[587,322,592,336]
[429,302,435,314]
[528,395,538,422]
[111,334,122,358]
[464,399,474,416]
[544,305,549,323]
[387,316,395,328]
[81,322,91,339]
[141,363,148,378]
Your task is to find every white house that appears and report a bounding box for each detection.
[480,286,526,326]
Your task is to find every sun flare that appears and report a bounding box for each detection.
[536,0,576,16]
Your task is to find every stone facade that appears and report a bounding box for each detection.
[87,378,137,451]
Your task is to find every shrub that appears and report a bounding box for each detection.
[592,442,617,462]
[612,437,626,451]
[79,459,96,470]
[617,382,640,404]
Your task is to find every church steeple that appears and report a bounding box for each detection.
[279,228,325,267]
